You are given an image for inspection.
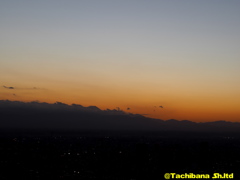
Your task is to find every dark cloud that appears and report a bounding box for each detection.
[25,87,46,90]
[154,105,163,108]
[21,87,45,90]
[2,85,46,90]
[3,86,14,89]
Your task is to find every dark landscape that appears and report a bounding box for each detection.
[1,100,240,179]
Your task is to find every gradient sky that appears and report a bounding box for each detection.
[1,0,240,122]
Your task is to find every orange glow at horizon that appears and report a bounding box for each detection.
[1,82,239,122]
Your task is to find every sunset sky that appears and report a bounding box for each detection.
[1,0,240,122]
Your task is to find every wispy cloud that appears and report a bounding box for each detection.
[3,85,46,90]
[3,86,14,89]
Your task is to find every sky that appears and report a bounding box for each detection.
[1,0,240,122]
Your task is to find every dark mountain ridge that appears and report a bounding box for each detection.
[1,100,240,132]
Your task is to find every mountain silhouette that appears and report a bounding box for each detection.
[1,100,240,132]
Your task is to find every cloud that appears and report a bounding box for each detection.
[25,87,46,90]
[3,86,14,89]
[2,85,46,90]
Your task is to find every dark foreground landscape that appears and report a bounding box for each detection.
[1,100,240,179]
[1,130,240,180]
